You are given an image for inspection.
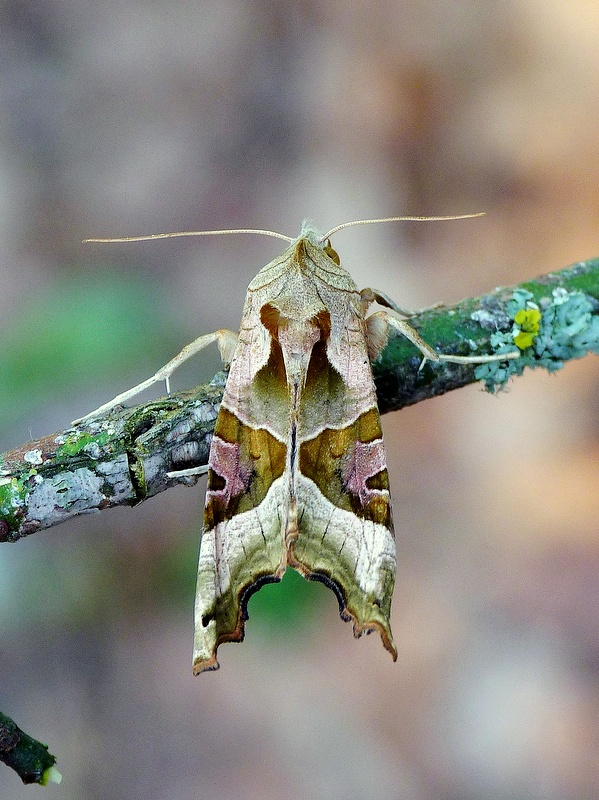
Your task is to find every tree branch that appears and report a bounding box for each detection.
[2,257,598,544]
[0,712,61,785]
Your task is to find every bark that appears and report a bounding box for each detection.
[2,256,598,544]
[0,712,60,785]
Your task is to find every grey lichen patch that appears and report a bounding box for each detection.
[97,455,135,503]
[536,287,599,361]
[166,419,193,442]
[471,302,511,331]
[192,401,219,424]
[82,441,103,460]
[27,469,105,527]
[171,440,201,467]
[23,449,44,466]
[134,453,173,494]
[475,287,599,391]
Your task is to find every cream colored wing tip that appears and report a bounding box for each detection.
[192,656,220,675]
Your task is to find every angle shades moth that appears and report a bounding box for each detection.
[80,216,518,673]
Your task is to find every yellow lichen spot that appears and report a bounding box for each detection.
[513,307,541,350]
[513,330,536,349]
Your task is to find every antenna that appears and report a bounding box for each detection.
[83,227,294,244]
[320,213,485,241]
[83,214,485,246]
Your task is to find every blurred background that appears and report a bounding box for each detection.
[2,1,599,798]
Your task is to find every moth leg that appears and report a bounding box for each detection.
[361,287,443,318]
[73,328,238,423]
[166,465,209,479]
[365,310,519,366]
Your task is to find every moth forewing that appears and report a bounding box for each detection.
[80,216,518,674]
[193,228,397,674]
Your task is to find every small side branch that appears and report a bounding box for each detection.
[374,256,599,412]
[0,712,61,785]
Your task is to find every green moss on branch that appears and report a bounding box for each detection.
[2,256,599,537]
[0,712,60,785]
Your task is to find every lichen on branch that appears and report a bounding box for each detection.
[2,257,599,545]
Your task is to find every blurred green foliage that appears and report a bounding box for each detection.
[248,568,329,637]
[0,267,182,431]
[0,526,328,638]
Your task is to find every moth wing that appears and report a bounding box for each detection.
[292,363,397,659]
[289,259,397,658]
[193,291,291,673]
[193,404,289,673]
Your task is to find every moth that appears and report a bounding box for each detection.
[80,216,518,673]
